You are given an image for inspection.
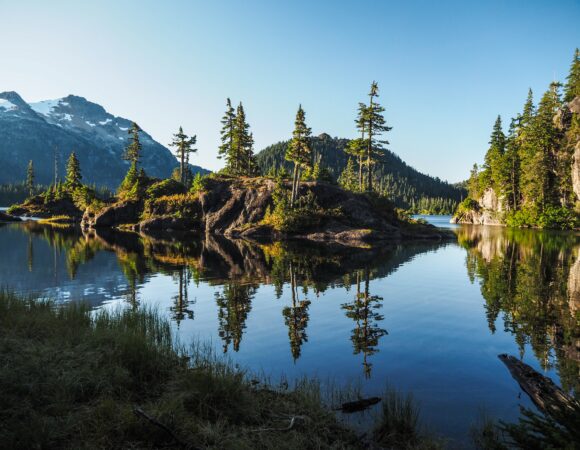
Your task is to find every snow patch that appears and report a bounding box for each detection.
[62,113,72,121]
[29,99,62,116]
[118,136,124,140]
[0,99,17,111]
[119,126,128,131]
[85,120,96,127]
[99,118,112,125]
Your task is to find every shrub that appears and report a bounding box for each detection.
[146,179,187,200]
[190,173,211,195]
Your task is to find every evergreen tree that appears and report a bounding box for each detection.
[123,122,143,167]
[363,82,391,192]
[338,158,358,191]
[504,119,521,210]
[229,102,255,176]
[482,116,507,195]
[218,98,236,163]
[285,105,312,207]
[26,160,34,197]
[169,126,197,185]
[564,48,580,103]
[65,152,82,190]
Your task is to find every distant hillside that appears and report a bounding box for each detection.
[256,133,465,210]
[0,91,209,189]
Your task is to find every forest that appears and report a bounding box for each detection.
[461,48,580,228]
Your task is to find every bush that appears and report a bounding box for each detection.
[190,173,211,195]
[146,179,187,200]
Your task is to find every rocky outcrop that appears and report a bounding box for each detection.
[0,211,21,222]
[82,201,140,228]
[8,196,82,219]
[572,141,580,202]
[82,177,449,246]
[451,188,504,226]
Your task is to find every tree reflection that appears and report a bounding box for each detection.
[341,268,387,378]
[216,282,256,353]
[170,265,194,326]
[457,226,580,393]
[282,262,311,361]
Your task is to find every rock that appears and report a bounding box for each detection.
[0,211,22,222]
[569,96,580,115]
[572,141,580,202]
[89,201,141,228]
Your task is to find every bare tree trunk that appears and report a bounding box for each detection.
[291,164,298,208]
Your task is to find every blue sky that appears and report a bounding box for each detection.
[0,0,578,182]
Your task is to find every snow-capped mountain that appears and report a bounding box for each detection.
[0,91,208,188]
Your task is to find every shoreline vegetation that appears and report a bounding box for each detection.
[452,49,580,230]
[2,82,453,245]
[2,290,577,449]
[0,290,444,450]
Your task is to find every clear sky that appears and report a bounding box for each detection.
[0,0,578,182]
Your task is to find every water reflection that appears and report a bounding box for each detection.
[457,226,580,394]
[0,221,578,392]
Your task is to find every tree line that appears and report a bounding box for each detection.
[465,48,580,227]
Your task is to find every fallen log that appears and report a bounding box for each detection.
[498,354,580,418]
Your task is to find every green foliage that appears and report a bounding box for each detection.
[169,126,197,185]
[220,101,257,177]
[257,135,465,211]
[118,162,147,201]
[0,291,362,449]
[123,122,143,166]
[564,48,580,102]
[190,173,210,195]
[146,178,187,200]
[338,158,358,191]
[26,160,34,196]
[64,151,82,190]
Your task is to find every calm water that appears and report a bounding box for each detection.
[0,216,578,447]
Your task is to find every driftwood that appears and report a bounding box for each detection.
[498,354,580,418]
[334,397,382,413]
[252,414,310,432]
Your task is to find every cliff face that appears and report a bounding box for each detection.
[451,188,504,225]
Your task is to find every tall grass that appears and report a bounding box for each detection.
[0,291,361,449]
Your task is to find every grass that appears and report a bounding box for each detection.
[0,291,363,449]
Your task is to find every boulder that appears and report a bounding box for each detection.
[90,201,141,228]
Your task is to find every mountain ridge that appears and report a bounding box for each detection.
[0,91,209,188]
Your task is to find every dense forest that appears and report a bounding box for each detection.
[256,133,464,213]
[459,48,580,228]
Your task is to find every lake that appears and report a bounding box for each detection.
[0,215,578,447]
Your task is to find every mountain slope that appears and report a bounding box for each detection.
[0,92,209,188]
[256,133,465,209]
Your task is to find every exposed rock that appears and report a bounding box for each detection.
[84,177,449,246]
[569,96,580,115]
[572,141,580,202]
[87,201,141,228]
[452,188,504,226]
[8,195,82,219]
[568,247,580,318]
[0,211,22,222]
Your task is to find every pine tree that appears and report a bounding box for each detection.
[504,119,520,210]
[230,103,255,176]
[338,158,358,191]
[285,105,312,207]
[526,83,563,210]
[564,48,580,103]
[363,82,391,192]
[482,116,508,195]
[169,126,197,185]
[124,122,143,167]
[344,102,368,191]
[65,152,82,190]
[218,98,236,163]
[26,160,34,197]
